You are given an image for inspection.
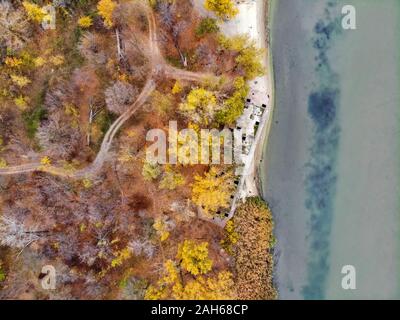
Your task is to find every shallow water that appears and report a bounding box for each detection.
[262,0,400,299]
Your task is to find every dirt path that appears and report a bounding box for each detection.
[0,8,210,179]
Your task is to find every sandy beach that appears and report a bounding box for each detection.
[214,0,274,198]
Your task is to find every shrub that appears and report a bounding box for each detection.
[0,262,5,282]
[105,81,137,115]
[22,1,49,24]
[142,161,161,181]
[78,16,93,28]
[0,158,7,168]
[10,74,31,88]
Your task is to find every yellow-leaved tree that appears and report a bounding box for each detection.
[145,240,235,300]
[204,0,238,20]
[191,167,235,217]
[97,0,116,28]
[171,80,182,94]
[179,88,217,125]
[218,34,265,80]
[22,1,50,24]
[177,240,212,275]
[216,76,249,125]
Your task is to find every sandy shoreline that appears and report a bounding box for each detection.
[217,0,275,199]
[192,0,274,226]
[254,0,275,197]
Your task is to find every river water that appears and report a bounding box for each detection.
[261,0,400,299]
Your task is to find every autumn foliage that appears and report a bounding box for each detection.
[145,240,235,300]
[191,167,235,217]
[204,0,238,20]
[232,197,277,299]
[0,0,270,300]
[177,240,212,275]
[97,0,116,28]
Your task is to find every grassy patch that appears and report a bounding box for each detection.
[23,105,47,139]
[165,56,183,68]
[97,110,117,136]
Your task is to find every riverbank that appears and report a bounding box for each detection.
[255,0,275,196]
[261,0,400,299]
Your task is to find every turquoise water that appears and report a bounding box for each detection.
[262,0,400,299]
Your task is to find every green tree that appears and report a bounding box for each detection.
[196,18,219,37]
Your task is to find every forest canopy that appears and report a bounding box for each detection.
[0,0,271,301]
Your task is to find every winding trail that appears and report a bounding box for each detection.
[0,8,211,179]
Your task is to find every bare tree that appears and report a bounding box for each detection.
[0,1,31,51]
[37,113,81,158]
[115,28,124,62]
[158,2,174,29]
[158,1,187,66]
[172,21,188,67]
[0,215,47,249]
[105,81,138,115]
[129,239,155,259]
[87,98,103,146]
[44,81,73,112]
[78,32,107,65]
